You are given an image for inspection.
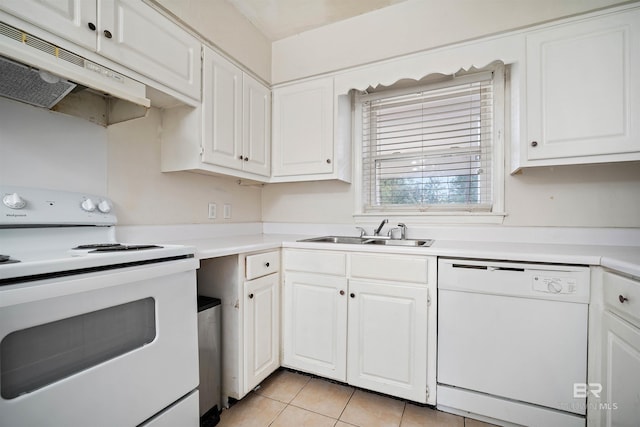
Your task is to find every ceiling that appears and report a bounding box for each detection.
[226,0,408,41]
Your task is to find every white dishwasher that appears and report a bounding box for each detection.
[437,258,590,427]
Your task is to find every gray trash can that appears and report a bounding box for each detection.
[197,296,221,426]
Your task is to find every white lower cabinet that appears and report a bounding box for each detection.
[244,273,280,393]
[347,280,428,402]
[594,270,640,427]
[600,311,640,426]
[283,272,347,381]
[282,249,436,404]
[198,250,280,405]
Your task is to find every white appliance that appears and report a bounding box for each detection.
[0,186,200,427]
[437,258,590,427]
[0,20,150,108]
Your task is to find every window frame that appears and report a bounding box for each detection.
[353,63,507,225]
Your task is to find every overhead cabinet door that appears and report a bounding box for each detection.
[272,77,334,176]
[0,0,97,50]
[525,9,640,161]
[97,0,201,100]
[242,74,271,176]
[201,47,243,168]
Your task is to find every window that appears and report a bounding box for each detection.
[355,64,505,222]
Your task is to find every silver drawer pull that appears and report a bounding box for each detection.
[619,294,628,304]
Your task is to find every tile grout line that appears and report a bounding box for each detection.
[261,392,287,427]
[263,371,310,426]
[335,387,356,425]
[286,375,350,424]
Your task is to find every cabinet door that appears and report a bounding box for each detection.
[601,311,640,426]
[272,77,334,176]
[0,0,97,50]
[242,74,271,177]
[98,0,201,100]
[347,280,428,403]
[202,47,243,169]
[526,9,640,161]
[283,272,347,381]
[244,273,280,393]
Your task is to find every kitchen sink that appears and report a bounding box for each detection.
[299,236,370,244]
[365,238,433,247]
[298,236,434,247]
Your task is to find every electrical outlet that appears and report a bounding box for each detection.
[208,203,217,219]
[223,203,231,219]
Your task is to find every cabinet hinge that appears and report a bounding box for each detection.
[426,386,430,399]
[427,289,431,306]
[199,146,204,155]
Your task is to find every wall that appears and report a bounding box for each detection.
[272,0,631,83]
[262,164,640,227]
[0,98,262,226]
[263,0,640,228]
[107,108,262,225]
[153,0,272,82]
[0,98,107,194]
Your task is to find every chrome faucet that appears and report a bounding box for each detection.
[397,223,407,239]
[355,226,367,237]
[387,223,407,240]
[374,219,388,236]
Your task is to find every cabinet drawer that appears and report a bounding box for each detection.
[604,270,640,328]
[285,250,346,276]
[246,251,280,280]
[351,254,429,284]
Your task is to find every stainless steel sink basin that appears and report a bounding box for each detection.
[298,236,434,247]
[364,238,433,247]
[299,236,370,244]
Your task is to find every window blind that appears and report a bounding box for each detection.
[360,71,495,212]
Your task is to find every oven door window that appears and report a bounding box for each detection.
[1,297,156,399]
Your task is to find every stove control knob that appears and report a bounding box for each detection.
[81,198,97,212]
[97,200,112,213]
[3,192,26,209]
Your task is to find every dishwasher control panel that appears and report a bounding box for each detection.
[532,275,577,294]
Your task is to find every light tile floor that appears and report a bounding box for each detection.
[216,369,498,427]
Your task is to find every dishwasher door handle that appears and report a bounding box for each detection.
[451,263,524,272]
[488,266,525,272]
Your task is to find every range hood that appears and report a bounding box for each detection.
[0,21,151,113]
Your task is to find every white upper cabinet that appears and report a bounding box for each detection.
[202,48,243,169]
[1,0,201,101]
[242,74,271,176]
[272,77,352,182]
[519,7,640,169]
[162,47,270,181]
[97,0,201,101]
[201,47,271,178]
[0,0,97,50]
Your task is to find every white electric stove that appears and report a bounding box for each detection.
[0,186,201,427]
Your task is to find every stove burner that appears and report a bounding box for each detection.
[0,254,20,264]
[89,245,163,253]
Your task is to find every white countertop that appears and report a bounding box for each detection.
[162,233,640,278]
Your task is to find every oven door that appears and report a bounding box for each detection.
[0,258,199,427]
